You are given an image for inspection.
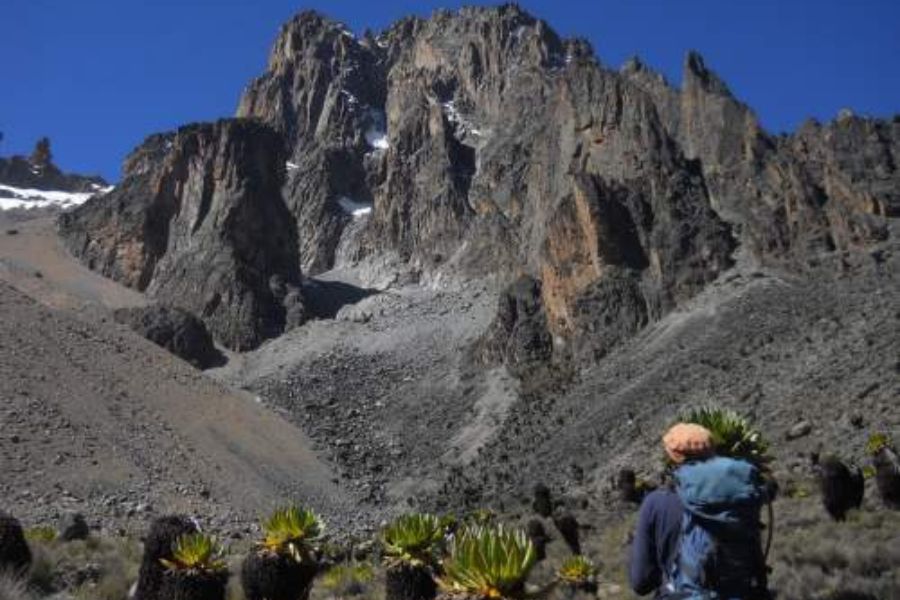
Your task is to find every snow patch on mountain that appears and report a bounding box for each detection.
[441,101,485,138]
[337,196,373,218]
[0,184,106,211]
[365,108,390,150]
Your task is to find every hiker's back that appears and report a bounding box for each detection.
[667,456,769,600]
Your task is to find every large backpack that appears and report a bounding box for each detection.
[665,456,770,600]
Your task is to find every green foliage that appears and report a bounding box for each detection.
[160,533,227,574]
[785,482,812,499]
[382,513,444,567]
[439,514,459,532]
[464,508,496,527]
[679,406,771,466]
[439,525,536,599]
[24,526,58,543]
[866,432,894,456]
[557,555,597,585]
[320,562,375,591]
[260,506,323,562]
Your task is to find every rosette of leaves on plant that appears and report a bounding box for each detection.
[159,532,228,600]
[242,506,324,600]
[438,525,537,600]
[556,555,598,593]
[679,406,772,468]
[866,432,900,508]
[382,513,445,600]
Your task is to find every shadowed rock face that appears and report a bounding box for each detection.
[625,51,900,260]
[61,6,897,358]
[59,119,305,351]
[113,305,225,370]
[235,7,742,360]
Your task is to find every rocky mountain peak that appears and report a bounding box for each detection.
[267,10,357,70]
[59,6,899,359]
[683,50,733,97]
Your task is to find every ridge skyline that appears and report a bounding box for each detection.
[2,0,899,182]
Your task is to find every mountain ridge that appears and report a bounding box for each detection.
[58,5,898,370]
[1,7,898,597]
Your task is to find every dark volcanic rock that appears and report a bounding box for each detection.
[0,138,107,193]
[0,511,31,575]
[479,275,553,379]
[60,5,898,360]
[628,51,899,262]
[240,6,738,361]
[114,305,224,369]
[59,511,90,541]
[237,11,384,274]
[59,119,306,350]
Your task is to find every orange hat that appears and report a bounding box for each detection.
[663,423,714,464]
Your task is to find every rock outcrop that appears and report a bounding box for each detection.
[0,138,107,193]
[59,5,898,360]
[625,51,899,261]
[236,6,740,361]
[114,305,224,370]
[59,119,305,350]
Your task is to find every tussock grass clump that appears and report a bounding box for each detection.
[24,532,141,598]
[439,525,536,600]
[770,498,900,599]
[0,571,33,600]
[320,563,376,598]
[23,527,56,544]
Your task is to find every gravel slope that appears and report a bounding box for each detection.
[0,219,349,536]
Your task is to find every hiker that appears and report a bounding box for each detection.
[628,423,771,599]
[628,424,705,596]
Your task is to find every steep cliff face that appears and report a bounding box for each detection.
[237,11,384,274]
[625,51,899,261]
[236,6,739,361]
[59,119,304,350]
[60,5,897,360]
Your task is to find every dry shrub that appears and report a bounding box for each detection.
[310,561,384,600]
[0,572,33,600]
[26,533,141,597]
[770,497,900,600]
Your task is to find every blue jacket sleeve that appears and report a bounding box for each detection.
[628,494,661,596]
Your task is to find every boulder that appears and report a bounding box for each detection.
[58,512,89,541]
[114,305,224,370]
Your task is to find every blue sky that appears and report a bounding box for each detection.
[3,0,899,182]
